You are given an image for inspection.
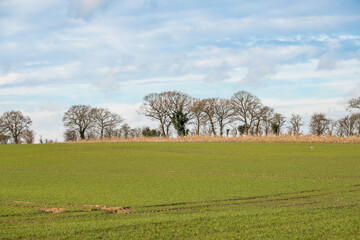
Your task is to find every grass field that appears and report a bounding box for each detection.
[1,142,359,239]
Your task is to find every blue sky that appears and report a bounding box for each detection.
[1,0,360,140]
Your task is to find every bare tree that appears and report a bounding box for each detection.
[21,129,35,144]
[0,133,10,144]
[63,129,78,141]
[121,124,131,138]
[288,114,303,135]
[202,98,217,136]
[327,120,338,136]
[162,91,193,136]
[63,105,93,140]
[0,111,32,144]
[231,91,262,135]
[309,113,330,136]
[260,106,274,136]
[130,128,142,138]
[91,108,123,139]
[252,105,272,136]
[142,126,161,137]
[139,93,171,137]
[213,98,233,137]
[190,99,205,136]
[271,113,286,135]
[229,123,238,137]
[0,117,9,144]
[337,114,360,136]
[347,96,360,111]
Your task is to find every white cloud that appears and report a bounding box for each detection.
[241,59,276,85]
[0,62,85,87]
[182,15,360,36]
[0,73,22,86]
[276,59,359,81]
[69,0,112,19]
[25,109,65,142]
[338,35,360,40]
[356,49,360,61]
[262,97,346,118]
[317,53,337,70]
[0,84,93,96]
[119,74,204,85]
[203,61,231,83]
[0,18,31,36]
[100,102,154,128]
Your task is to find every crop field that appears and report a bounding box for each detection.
[1,142,359,239]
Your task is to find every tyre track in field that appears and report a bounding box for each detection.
[128,187,360,215]
[1,185,359,222]
[141,183,360,208]
[159,171,360,180]
[0,212,97,224]
[142,189,319,208]
[0,200,105,208]
[128,192,331,214]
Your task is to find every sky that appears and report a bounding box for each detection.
[0,0,360,141]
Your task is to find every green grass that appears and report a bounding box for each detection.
[0,142,359,239]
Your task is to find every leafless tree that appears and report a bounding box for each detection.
[337,114,360,136]
[251,106,263,136]
[63,129,78,141]
[213,98,233,137]
[91,108,123,139]
[138,93,171,137]
[0,111,32,144]
[190,99,206,136]
[162,91,193,136]
[252,105,272,136]
[130,128,142,137]
[327,120,338,136]
[142,126,161,137]
[288,114,303,135]
[231,91,262,135]
[229,123,238,137]
[63,105,93,140]
[21,129,35,144]
[121,124,131,138]
[271,113,286,135]
[86,129,98,139]
[309,113,330,136]
[347,96,360,111]
[202,98,217,136]
[0,133,10,144]
[260,106,274,136]
[0,117,9,144]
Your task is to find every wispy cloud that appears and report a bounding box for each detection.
[69,0,113,19]
[203,62,231,83]
[317,53,337,70]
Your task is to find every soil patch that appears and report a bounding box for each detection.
[101,206,130,214]
[39,207,66,214]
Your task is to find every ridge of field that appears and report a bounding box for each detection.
[74,135,360,144]
[0,142,359,239]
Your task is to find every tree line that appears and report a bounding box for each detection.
[62,105,160,141]
[139,91,360,137]
[0,92,359,144]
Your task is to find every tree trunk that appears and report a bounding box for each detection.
[80,130,85,139]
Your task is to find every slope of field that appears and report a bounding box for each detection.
[0,142,359,239]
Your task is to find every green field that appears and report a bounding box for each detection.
[1,142,359,239]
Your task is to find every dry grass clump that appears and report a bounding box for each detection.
[38,207,66,214]
[101,206,130,214]
[73,135,360,144]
